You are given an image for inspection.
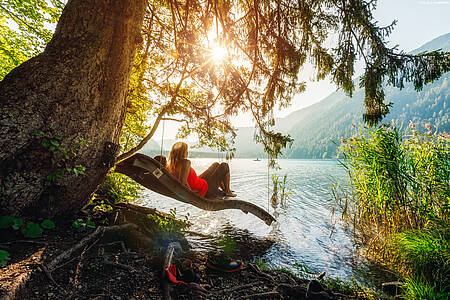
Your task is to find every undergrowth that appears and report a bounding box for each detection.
[95,172,142,204]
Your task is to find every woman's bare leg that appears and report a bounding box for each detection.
[222,170,236,197]
[199,162,219,178]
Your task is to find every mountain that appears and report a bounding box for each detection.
[234,33,450,159]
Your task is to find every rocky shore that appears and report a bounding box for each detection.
[0,204,374,300]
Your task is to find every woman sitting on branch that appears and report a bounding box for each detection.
[167,142,236,198]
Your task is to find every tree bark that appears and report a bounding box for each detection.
[0,0,146,217]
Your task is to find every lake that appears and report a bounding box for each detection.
[136,158,388,286]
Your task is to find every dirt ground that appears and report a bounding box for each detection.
[0,209,370,300]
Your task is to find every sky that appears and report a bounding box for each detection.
[274,0,450,119]
[153,0,450,141]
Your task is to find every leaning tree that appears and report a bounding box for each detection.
[1,0,448,218]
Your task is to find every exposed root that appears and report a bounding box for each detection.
[239,290,280,299]
[0,247,46,300]
[47,223,137,271]
[213,281,263,294]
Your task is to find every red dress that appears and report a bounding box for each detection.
[187,168,208,197]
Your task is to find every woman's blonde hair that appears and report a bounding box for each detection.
[168,142,188,179]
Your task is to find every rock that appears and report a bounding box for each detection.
[306,280,332,299]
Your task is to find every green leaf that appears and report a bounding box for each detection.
[85,219,96,229]
[40,219,55,229]
[0,216,14,229]
[50,140,59,147]
[53,134,62,140]
[0,250,10,260]
[12,218,23,230]
[72,219,83,228]
[32,131,44,136]
[41,140,50,148]
[0,250,10,266]
[21,222,43,238]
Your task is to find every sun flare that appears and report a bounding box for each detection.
[211,45,227,62]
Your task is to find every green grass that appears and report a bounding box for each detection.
[337,124,449,299]
[403,276,449,300]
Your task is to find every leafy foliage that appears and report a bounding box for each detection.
[32,131,87,181]
[0,216,13,229]
[21,221,43,238]
[147,208,190,248]
[72,218,95,229]
[40,219,55,229]
[0,216,55,238]
[217,236,237,255]
[95,172,142,204]
[0,0,64,79]
[117,0,450,162]
[0,250,10,267]
[12,218,23,230]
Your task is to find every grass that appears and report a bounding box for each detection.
[336,124,449,298]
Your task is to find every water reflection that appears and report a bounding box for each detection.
[136,158,388,287]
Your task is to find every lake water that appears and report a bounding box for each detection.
[136,158,388,286]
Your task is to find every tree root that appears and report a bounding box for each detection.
[213,281,263,294]
[47,223,138,271]
[73,238,100,286]
[248,263,276,283]
[0,247,46,300]
[239,290,280,299]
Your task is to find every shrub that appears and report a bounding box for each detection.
[95,172,142,204]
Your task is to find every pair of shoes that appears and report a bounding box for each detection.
[166,259,201,285]
[206,252,244,272]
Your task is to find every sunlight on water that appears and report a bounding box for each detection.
[136,158,380,283]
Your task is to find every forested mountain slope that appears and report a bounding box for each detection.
[234,33,450,159]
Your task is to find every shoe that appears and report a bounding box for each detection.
[166,259,201,284]
[206,252,243,272]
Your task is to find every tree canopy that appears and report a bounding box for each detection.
[2,0,449,160]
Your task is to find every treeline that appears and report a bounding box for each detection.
[234,34,450,159]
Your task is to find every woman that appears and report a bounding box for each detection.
[167,142,236,198]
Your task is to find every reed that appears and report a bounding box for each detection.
[336,124,449,296]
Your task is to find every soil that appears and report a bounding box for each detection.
[0,206,369,300]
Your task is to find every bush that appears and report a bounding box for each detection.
[96,172,142,204]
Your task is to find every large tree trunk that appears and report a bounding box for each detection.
[0,0,146,217]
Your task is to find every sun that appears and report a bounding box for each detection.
[211,45,227,63]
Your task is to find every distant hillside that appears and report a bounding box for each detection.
[234,33,450,159]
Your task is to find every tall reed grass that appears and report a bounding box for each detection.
[336,124,449,296]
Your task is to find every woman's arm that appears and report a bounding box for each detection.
[179,159,191,188]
